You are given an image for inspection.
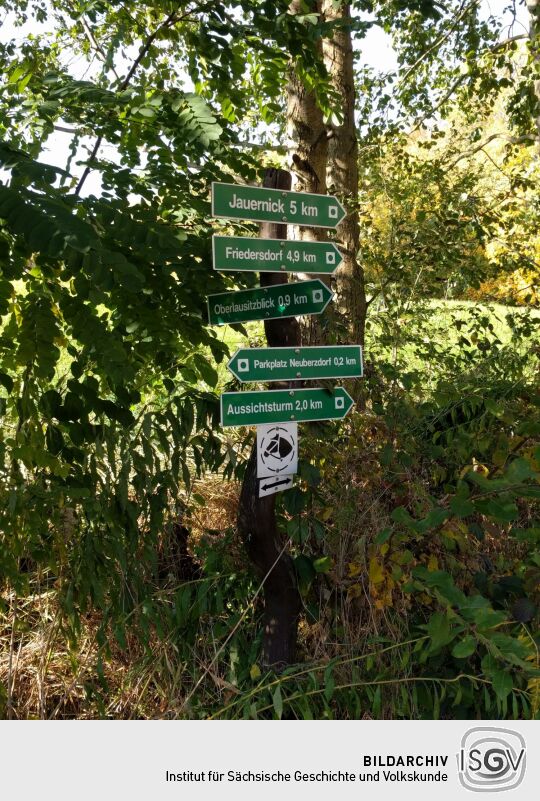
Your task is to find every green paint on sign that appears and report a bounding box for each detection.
[212,182,346,229]
[212,235,342,275]
[228,345,363,382]
[221,387,354,427]
[207,279,333,326]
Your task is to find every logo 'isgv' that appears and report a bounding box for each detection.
[457,727,526,792]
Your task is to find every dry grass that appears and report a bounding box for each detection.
[0,588,100,719]
[0,433,535,720]
[189,475,240,537]
[0,585,204,719]
[0,473,246,720]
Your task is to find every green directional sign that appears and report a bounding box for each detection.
[212,235,342,275]
[228,345,363,382]
[207,279,333,326]
[220,387,354,427]
[212,182,346,229]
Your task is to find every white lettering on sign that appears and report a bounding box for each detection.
[301,201,318,217]
[226,400,294,416]
[213,297,276,315]
[228,194,285,213]
[225,246,284,263]
[253,359,288,369]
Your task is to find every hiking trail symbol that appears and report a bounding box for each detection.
[258,476,294,498]
[257,423,298,479]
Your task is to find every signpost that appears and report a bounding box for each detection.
[209,171,363,664]
[212,182,346,228]
[207,279,333,326]
[228,345,363,383]
[212,235,342,275]
[209,177,362,543]
[220,387,354,427]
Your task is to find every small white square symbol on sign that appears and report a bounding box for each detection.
[312,290,323,303]
[238,359,249,372]
[328,206,338,219]
[326,252,336,265]
[335,397,344,410]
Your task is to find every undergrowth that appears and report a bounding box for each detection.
[1,302,539,719]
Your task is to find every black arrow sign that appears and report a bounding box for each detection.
[261,477,292,492]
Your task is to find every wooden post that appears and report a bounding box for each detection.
[237,167,301,669]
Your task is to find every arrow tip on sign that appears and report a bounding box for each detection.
[227,349,241,380]
[331,243,343,268]
[338,387,355,417]
[333,197,347,225]
[313,279,334,309]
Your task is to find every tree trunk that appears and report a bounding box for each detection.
[527,0,540,144]
[237,168,301,669]
[322,0,367,349]
[287,0,329,345]
[287,1,328,200]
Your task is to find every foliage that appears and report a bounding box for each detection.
[0,0,321,646]
[0,0,539,721]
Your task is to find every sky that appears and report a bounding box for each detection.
[0,0,531,197]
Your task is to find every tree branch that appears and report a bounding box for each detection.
[408,74,467,134]
[398,0,480,87]
[490,34,527,53]
[54,125,78,134]
[117,9,179,93]
[444,132,537,172]
[74,7,189,196]
[80,16,120,80]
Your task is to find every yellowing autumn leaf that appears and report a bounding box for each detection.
[427,554,439,572]
[369,557,385,585]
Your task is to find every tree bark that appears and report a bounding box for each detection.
[287,1,328,200]
[287,0,329,345]
[527,0,540,145]
[237,168,301,669]
[322,0,367,348]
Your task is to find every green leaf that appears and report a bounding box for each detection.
[294,554,316,593]
[193,353,218,387]
[472,607,507,630]
[324,663,335,702]
[426,611,455,652]
[282,487,306,515]
[39,389,63,418]
[272,685,283,719]
[298,460,321,487]
[492,670,513,701]
[414,506,450,532]
[0,141,69,184]
[313,555,332,574]
[374,527,392,546]
[390,505,415,527]
[450,495,475,517]
[452,635,476,659]
[45,424,64,455]
[474,497,518,522]
[505,458,534,482]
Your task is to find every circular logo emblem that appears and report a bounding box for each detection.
[259,426,296,474]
